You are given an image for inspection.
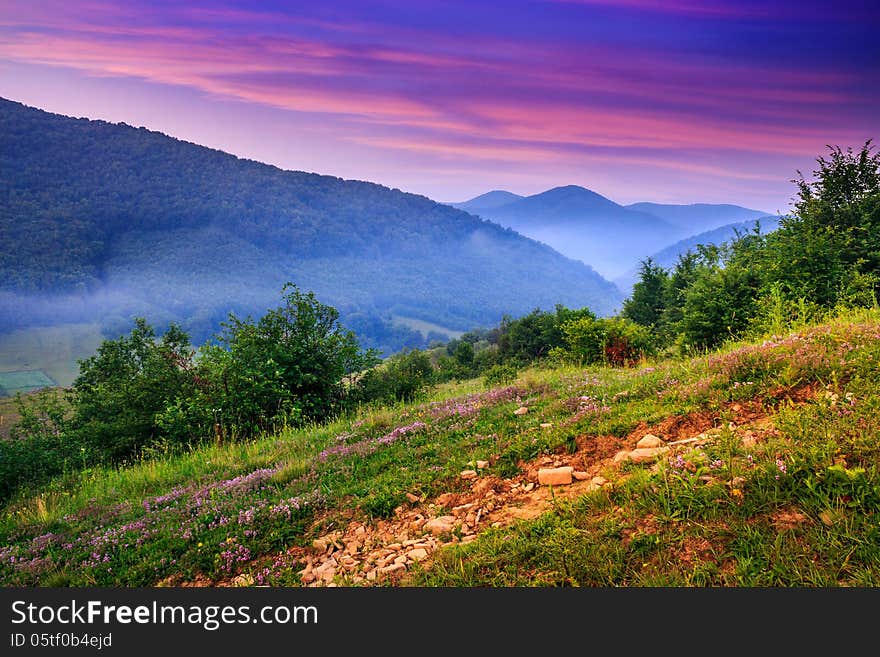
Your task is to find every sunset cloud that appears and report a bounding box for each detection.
[1,0,876,208]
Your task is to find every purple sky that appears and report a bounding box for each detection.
[1,0,878,212]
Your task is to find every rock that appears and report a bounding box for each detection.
[637,434,664,449]
[405,492,421,503]
[732,403,743,413]
[424,516,456,535]
[476,460,489,469]
[407,548,429,561]
[740,433,757,448]
[627,447,669,463]
[612,450,632,464]
[393,554,408,565]
[591,476,608,487]
[461,535,478,543]
[460,469,478,479]
[232,574,254,587]
[379,563,406,575]
[523,483,535,492]
[572,470,591,481]
[538,466,573,486]
[540,423,552,429]
[514,406,529,416]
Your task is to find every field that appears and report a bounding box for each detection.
[392,315,464,341]
[0,323,104,391]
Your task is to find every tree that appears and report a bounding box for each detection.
[622,258,668,328]
[69,318,200,461]
[201,284,378,433]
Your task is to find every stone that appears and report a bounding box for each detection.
[627,447,669,463]
[379,563,406,575]
[523,483,535,492]
[476,460,489,469]
[572,470,590,481]
[460,470,478,479]
[514,406,529,416]
[232,574,254,587]
[612,450,632,464]
[538,466,573,486]
[591,476,608,487]
[405,492,421,503]
[637,434,664,449]
[407,548,429,561]
[424,516,456,535]
[540,423,552,429]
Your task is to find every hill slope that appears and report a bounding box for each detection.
[461,185,680,279]
[2,312,879,587]
[0,98,622,354]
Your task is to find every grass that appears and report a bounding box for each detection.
[2,309,880,586]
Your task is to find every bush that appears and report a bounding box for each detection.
[562,317,654,366]
[483,363,518,388]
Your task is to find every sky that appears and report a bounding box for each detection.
[1,0,878,213]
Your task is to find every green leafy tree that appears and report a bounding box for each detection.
[201,284,378,433]
[69,318,199,461]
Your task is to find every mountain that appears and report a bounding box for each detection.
[625,202,769,235]
[450,190,525,212]
[613,216,782,292]
[461,185,679,279]
[0,98,623,358]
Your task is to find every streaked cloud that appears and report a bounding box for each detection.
[0,0,876,209]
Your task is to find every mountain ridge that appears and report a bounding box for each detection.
[0,97,623,355]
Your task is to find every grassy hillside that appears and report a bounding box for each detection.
[2,310,879,587]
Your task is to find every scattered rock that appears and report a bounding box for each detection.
[379,563,406,575]
[627,447,669,464]
[572,470,591,481]
[460,470,478,479]
[232,574,254,587]
[612,450,632,464]
[636,434,664,449]
[424,516,456,536]
[540,423,552,429]
[538,466,573,486]
[591,476,608,487]
[405,492,421,503]
[514,406,529,416]
[406,548,429,561]
[476,460,489,469]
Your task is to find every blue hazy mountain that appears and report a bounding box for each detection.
[625,202,770,234]
[456,185,679,279]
